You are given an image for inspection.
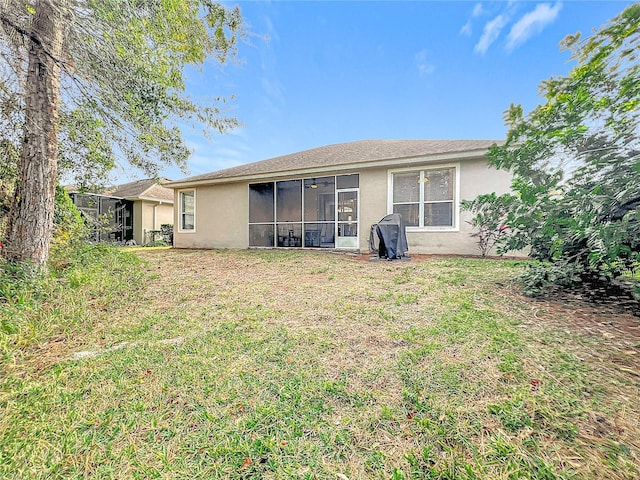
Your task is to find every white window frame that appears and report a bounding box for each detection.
[178,189,196,233]
[387,163,460,232]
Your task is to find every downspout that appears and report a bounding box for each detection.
[153,202,158,230]
[152,201,166,243]
[152,200,166,229]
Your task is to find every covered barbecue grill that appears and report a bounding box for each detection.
[369,213,410,260]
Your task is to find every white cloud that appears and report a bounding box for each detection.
[475,14,508,54]
[460,3,483,36]
[415,50,435,77]
[460,20,472,36]
[506,2,562,51]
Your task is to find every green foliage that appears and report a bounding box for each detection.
[0,258,44,310]
[0,243,146,361]
[58,107,115,190]
[0,0,245,189]
[0,139,18,235]
[52,186,87,251]
[144,239,168,247]
[487,5,640,296]
[461,193,514,257]
[0,140,18,181]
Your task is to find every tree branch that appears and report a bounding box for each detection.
[0,14,33,47]
[1,12,74,74]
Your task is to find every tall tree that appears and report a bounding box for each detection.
[0,0,243,266]
[485,4,639,297]
[3,1,63,267]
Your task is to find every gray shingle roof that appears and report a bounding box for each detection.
[166,139,500,187]
[110,178,174,202]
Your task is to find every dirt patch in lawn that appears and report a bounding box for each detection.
[354,251,639,374]
[521,296,640,377]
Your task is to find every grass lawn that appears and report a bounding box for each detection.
[1,247,639,479]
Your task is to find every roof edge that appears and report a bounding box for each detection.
[135,195,174,204]
[165,148,491,189]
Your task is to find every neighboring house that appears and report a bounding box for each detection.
[165,140,513,255]
[70,178,173,245]
[110,178,174,245]
[68,192,133,243]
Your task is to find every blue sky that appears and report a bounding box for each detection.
[118,1,632,183]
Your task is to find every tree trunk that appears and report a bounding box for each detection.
[3,1,63,267]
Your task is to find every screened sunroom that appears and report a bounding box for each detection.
[248,173,360,249]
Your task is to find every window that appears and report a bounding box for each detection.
[337,173,359,189]
[391,166,457,229]
[249,183,274,223]
[276,180,302,222]
[179,190,195,231]
[276,180,302,247]
[304,177,335,222]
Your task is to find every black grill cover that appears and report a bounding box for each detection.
[371,213,409,259]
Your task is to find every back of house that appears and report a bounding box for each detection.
[165,139,512,255]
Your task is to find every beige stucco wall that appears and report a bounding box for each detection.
[133,201,143,245]
[132,200,174,245]
[356,159,512,254]
[153,203,174,229]
[173,182,248,249]
[358,168,389,251]
[171,158,513,255]
[141,202,155,241]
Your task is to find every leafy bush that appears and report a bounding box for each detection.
[144,239,168,247]
[0,259,44,309]
[160,223,173,245]
[53,186,87,243]
[461,193,514,257]
[0,140,19,238]
[483,5,640,298]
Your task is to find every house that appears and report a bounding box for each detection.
[68,192,133,243]
[110,178,174,245]
[165,140,513,255]
[70,178,173,245]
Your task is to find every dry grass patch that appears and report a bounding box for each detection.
[1,247,638,479]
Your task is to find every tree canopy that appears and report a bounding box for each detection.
[1,0,243,186]
[479,4,639,299]
[0,0,244,265]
